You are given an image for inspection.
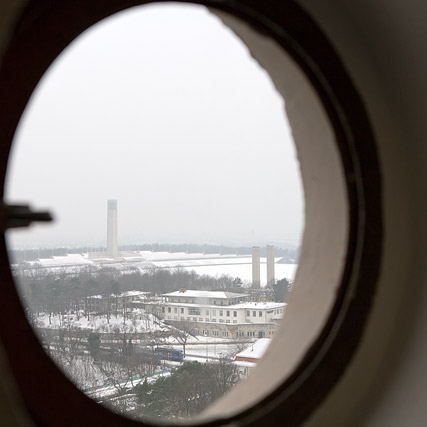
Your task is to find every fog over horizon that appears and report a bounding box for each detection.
[5,4,304,250]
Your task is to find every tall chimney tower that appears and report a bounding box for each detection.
[252,246,261,288]
[107,199,118,258]
[267,245,275,286]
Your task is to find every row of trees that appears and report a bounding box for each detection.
[39,321,240,420]
[19,268,290,321]
[40,322,193,389]
[16,267,249,318]
[43,328,163,409]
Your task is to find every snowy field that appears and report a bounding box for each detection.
[181,342,248,360]
[34,309,167,333]
[184,263,297,285]
[135,252,298,285]
[21,251,298,286]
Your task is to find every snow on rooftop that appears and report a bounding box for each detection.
[235,338,271,360]
[162,290,247,299]
[151,257,253,268]
[35,254,93,267]
[162,300,286,311]
[232,301,286,309]
[138,251,242,262]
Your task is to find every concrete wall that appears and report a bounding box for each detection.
[107,199,118,257]
[251,246,260,287]
[266,245,275,286]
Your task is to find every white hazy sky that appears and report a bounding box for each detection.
[5,3,304,249]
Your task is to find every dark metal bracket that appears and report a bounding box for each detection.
[0,203,53,231]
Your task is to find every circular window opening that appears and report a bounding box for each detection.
[5,3,305,424]
[0,1,381,426]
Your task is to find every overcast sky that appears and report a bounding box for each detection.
[5,3,304,249]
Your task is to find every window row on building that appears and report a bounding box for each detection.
[165,315,245,323]
[162,306,284,318]
[164,307,246,317]
[191,329,275,338]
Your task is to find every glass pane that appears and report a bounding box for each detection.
[6,3,304,423]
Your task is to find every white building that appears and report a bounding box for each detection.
[159,289,285,339]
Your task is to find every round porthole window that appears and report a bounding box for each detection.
[0,1,381,426]
[6,3,304,422]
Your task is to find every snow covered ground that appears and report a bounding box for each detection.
[182,343,244,360]
[19,251,298,286]
[185,263,297,284]
[34,309,168,333]
[87,369,172,400]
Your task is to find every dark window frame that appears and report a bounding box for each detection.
[0,1,381,426]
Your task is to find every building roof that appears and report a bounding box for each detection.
[235,338,272,360]
[33,254,93,267]
[231,301,286,309]
[162,290,247,299]
[162,301,286,310]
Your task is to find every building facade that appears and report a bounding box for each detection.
[159,289,285,339]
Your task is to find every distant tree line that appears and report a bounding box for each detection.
[15,267,251,321]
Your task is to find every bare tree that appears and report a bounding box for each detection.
[141,331,169,372]
[226,335,249,359]
[170,321,197,357]
[96,353,150,397]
